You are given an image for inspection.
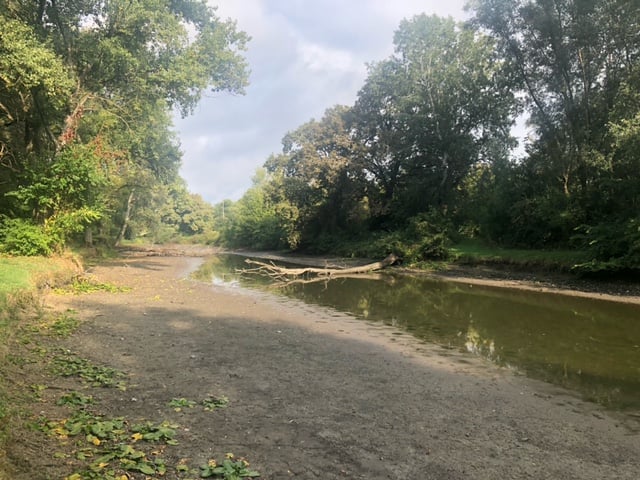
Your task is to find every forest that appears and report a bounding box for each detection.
[2,0,640,275]
[0,0,248,253]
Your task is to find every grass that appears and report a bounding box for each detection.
[0,255,80,301]
[449,239,589,271]
[0,254,81,479]
[0,255,80,340]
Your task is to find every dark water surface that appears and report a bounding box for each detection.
[193,254,640,411]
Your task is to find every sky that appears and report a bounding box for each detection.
[174,0,468,205]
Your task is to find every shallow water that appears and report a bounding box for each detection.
[193,254,640,410]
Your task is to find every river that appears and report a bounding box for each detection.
[192,253,640,411]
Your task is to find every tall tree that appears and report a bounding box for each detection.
[352,15,516,224]
[265,105,365,242]
[0,0,249,250]
[469,0,639,197]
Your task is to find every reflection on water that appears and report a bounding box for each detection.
[193,254,640,410]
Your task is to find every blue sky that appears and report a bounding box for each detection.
[174,0,467,205]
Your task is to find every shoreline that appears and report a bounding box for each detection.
[7,253,637,479]
[117,244,640,305]
[74,256,640,477]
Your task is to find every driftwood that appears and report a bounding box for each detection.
[241,253,399,280]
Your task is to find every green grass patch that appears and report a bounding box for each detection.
[449,239,589,271]
[51,351,127,389]
[0,256,78,300]
[53,276,131,295]
[168,395,229,412]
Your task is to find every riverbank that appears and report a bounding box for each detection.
[120,244,640,305]
[5,251,637,479]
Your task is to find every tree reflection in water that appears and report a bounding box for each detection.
[194,254,640,411]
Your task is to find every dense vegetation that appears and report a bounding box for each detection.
[2,0,640,275]
[0,0,248,253]
[217,1,640,275]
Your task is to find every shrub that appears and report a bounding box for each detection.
[572,218,640,275]
[0,218,56,256]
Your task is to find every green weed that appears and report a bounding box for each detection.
[51,352,127,389]
[168,397,196,411]
[50,311,80,337]
[57,392,95,408]
[202,395,229,411]
[168,395,229,412]
[54,277,131,295]
[39,413,182,478]
[130,421,179,444]
[200,453,261,479]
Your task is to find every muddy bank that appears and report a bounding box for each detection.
[118,244,640,305]
[32,254,639,479]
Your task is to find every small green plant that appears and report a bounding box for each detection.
[130,421,179,444]
[202,395,229,411]
[54,277,131,295]
[200,453,261,479]
[50,312,80,337]
[51,352,127,389]
[168,396,229,412]
[168,397,196,411]
[0,218,55,256]
[92,443,168,476]
[40,412,179,478]
[30,384,47,399]
[39,411,126,443]
[57,392,95,408]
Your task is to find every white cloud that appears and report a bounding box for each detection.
[175,0,467,204]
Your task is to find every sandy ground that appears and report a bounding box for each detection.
[30,254,640,479]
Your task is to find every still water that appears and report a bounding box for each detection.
[193,254,640,411]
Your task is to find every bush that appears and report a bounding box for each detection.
[405,212,451,261]
[0,218,56,256]
[572,218,640,275]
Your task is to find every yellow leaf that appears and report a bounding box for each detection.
[65,475,82,480]
[131,432,143,442]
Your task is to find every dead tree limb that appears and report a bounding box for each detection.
[241,253,399,279]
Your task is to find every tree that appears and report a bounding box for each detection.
[0,1,249,252]
[265,105,365,244]
[223,169,289,250]
[0,15,74,198]
[352,15,516,225]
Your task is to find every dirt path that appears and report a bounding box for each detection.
[48,255,639,479]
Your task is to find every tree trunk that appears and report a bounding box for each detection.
[242,253,399,278]
[115,189,135,247]
[84,226,93,247]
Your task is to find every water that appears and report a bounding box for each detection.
[193,254,640,410]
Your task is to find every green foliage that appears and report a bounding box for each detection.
[200,454,261,479]
[50,313,81,337]
[56,392,95,408]
[0,218,55,256]
[1,1,249,250]
[51,352,127,389]
[168,396,229,412]
[5,144,107,251]
[53,277,130,295]
[222,171,293,250]
[572,219,640,275]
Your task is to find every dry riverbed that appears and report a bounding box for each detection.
[4,251,640,479]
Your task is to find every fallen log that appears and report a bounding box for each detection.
[241,253,400,278]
